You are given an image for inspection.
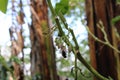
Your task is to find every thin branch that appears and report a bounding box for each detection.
[47,0,109,80]
[86,21,120,53]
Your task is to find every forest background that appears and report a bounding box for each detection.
[0,0,120,80]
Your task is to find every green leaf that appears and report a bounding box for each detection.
[111,15,120,25]
[0,0,8,13]
[0,55,12,72]
[11,56,21,64]
[117,0,120,3]
[55,0,69,15]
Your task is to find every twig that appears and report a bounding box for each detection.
[47,0,109,80]
[86,21,120,53]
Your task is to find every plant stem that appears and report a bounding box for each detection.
[47,0,110,80]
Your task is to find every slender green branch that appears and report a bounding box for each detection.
[86,21,120,54]
[86,27,108,45]
[97,21,109,42]
[58,12,68,29]
[57,12,79,50]
[47,0,56,16]
[47,0,109,80]
[75,51,78,80]
[55,17,70,46]
[69,29,79,49]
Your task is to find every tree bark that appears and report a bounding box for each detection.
[30,0,57,80]
[85,0,119,80]
[9,0,24,79]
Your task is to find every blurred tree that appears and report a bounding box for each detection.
[2,0,119,80]
[9,0,24,79]
[30,0,57,80]
[85,0,120,80]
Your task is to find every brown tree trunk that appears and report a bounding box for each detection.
[85,0,119,80]
[9,0,24,79]
[9,28,24,80]
[30,0,57,80]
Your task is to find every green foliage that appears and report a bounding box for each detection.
[0,65,7,80]
[0,55,14,80]
[32,73,41,80]
[10,56,22,64]
[55,0,69,15]
[0,55,12,71]
[111,15,120,25]
[0,0,8,13]
[24,75,32,80]
[117,0,120,3]
[71,67,93,80]
[67,0,85,19]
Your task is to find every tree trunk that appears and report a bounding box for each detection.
[85,0,120,80]
[9,0,24,79]
[30,0,57,80]
[9,20,24,80]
